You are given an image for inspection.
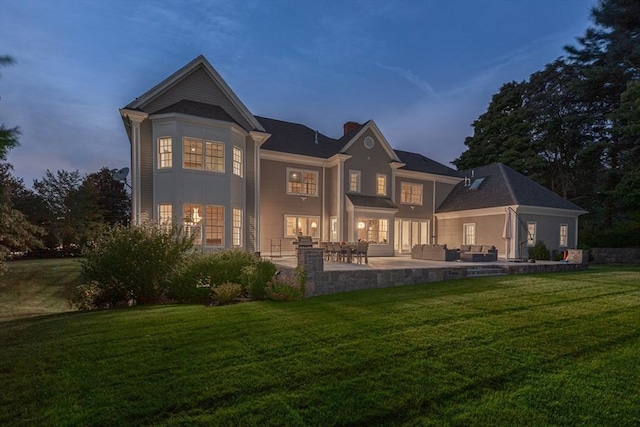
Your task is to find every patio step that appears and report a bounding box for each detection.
[466,266,507,277]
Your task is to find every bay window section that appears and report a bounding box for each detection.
[182,137,225,172]
[401,182,423,205]
[158,137,172,168]
[287,168,318,195]
[357,218,388,244]
[285,215,320,238]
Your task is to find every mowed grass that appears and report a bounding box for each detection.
[1,263,639,426]
[0,259,81,321]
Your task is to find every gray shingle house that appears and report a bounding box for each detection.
[120,55,585,259]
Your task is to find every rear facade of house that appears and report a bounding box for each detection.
[120,56,585,259]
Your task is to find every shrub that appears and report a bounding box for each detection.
[213,282,242,305]
[72,282,102,311]
[241,260,278,300]
[528,240,550,261]
[80,223,193,308]
[265,267,306,302]
[168,249,261,303]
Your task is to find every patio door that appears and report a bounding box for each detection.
[395,219,429,254]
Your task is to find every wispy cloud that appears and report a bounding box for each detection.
[375,62,437,97]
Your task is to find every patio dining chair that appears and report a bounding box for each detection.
[356,241,369,264]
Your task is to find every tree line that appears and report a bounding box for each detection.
[453,0,639,247]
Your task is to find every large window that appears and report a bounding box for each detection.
[401,182,423,205]
[357,218,388,244]
[232,147,243,177]
[183,137,202,169]
[559,223,568,247]
[376,174,387,196]
[183,203,203,245]
[158,137,172,168]
[463,223,475,245]
[205,141,224,172]
[285,215,320,237]
[182,203,224,246]
[158,203,172,227]
[287,169,318,195]
[232,208,242,247]
[527,222,537,246]
[349,170,361,193]
[205,205,224,246]
[182,137,224,172]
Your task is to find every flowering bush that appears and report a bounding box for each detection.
[213,282,242,305]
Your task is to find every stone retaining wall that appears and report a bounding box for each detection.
[591,247,640,264]
[294,248,589,298]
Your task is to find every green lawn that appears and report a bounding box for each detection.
[1,262,639,426]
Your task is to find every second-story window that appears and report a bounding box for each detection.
[287,168,318,195]
[401,182,423,205]
[349,170,361,193]
[182,137,224,172]
[158,137,172,169]
[376,174,386,196]
[233,147,243,177]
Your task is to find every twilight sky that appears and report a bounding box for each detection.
[1,0,595,186]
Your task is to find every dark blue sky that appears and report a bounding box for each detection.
[1,0,595,186]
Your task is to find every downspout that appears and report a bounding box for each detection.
[432,180,437,244]
[322,165,326,241]
[255,140,260,253]
[338,159,344,241]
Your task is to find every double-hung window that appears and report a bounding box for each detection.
[158,137,172,168]
[285,215,320,238]
[376,174,387,196]
[182,137,224,172]
[232,147,243,177]
[463,223,476,245]
[182,203,224,247]
[559,224,568,247]
[158,203,172,228]
[232,208,242,247]
[401,182,423,205]
[287,168,318,195]
[349,170,361,193]
[205,205,224,246]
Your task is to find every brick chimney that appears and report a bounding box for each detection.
[343,121,360,136]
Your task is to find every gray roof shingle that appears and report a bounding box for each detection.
[151,100,239,126]
[256,116,344,158]
[395,150,461,177]
[436,163,586,213]
[346,194,399,210]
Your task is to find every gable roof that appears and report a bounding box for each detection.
[151,100,240,125]
[256,116,344,158]
[436,163,586,213]
[124,55,264,132]
[395,150,461,177]
[340,120,401,162]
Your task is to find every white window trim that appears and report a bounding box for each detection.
[527,222,537,247]
[158,203,173,225]
[349,170,361,193]
[559,223,568,247]
[182,137,225,173]
[463,223,476,246]
[376,174,387,196]
[204,204,225,247]
[286,167,319,196]
[400,182,423,205]
[232,207,243,247]
[233,146,243,177]
[157,136,172,169]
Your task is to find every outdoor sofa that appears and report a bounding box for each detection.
[411,244,459,261]
[458,245,498,262]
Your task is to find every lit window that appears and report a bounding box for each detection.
[205,141,224,172]
[401,182,423,205]
[349,170,361,193]
[233,147,243,177]
[463,223,475,245]
[183,137,202,169]
[158,204,172,227]
[376,175,386,196]
[158,137,172,169]
[527,222,537,246]
[233,208,242,247]
[206,205,224,246]
[357,218,388,244]
[287,168,318,195]
[285,215,320,238]
[559,224,568,247]
[183,203,203,245]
